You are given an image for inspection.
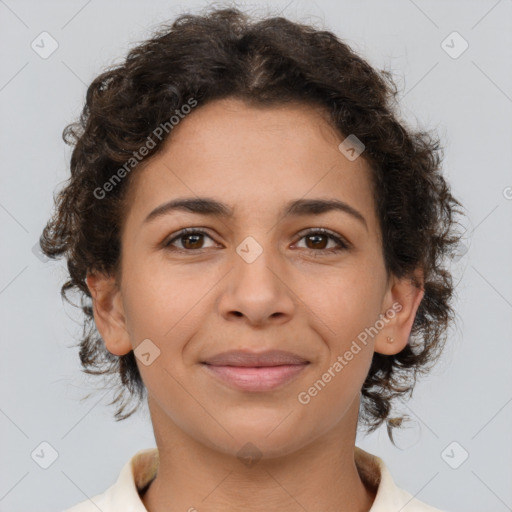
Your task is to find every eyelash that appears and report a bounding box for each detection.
[163,227,350,255]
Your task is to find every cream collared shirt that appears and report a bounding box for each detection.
[63,446,447,512]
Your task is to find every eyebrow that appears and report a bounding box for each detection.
[144,197,368,230]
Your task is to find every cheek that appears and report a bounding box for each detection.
[121,252,195,335]
[298,266,384,347]
[291,341,374,446]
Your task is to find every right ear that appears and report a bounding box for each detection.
[85,272,132,356]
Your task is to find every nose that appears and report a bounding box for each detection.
[216,241,296,326]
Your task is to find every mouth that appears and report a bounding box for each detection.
[200,350,310,392]
[201,349,309,367]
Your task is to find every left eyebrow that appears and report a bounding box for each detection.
[143,196,368,231]
[282,198,368,231]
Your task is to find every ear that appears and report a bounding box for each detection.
[374,267,425,356]
[85,272,132,356]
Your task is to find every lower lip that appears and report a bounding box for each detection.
[201,363,309,392]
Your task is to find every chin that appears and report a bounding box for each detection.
[196,414,312,461]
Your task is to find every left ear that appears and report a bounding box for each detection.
[374,266,425,356]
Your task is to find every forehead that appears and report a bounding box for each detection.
[124,98,378,231]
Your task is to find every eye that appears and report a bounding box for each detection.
[163,228,217,251]
[293,228,350,254]
[162,227,351,254]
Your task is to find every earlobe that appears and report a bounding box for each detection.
[374,268,425,356]
[86,273,132,356]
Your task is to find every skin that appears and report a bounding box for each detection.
[86,98,424,512]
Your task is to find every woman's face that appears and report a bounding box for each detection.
[89,97,422,458]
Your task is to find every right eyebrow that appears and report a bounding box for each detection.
[144,197,234,224]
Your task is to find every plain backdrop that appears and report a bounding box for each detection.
[0,1,511,511]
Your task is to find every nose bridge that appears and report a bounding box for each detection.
[218,230,295,323]
[234,231,283,294]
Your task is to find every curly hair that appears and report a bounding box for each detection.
[40,6,465,441]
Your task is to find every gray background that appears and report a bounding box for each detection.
[1,1,511,511]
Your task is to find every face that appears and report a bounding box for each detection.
[88,97,423,459]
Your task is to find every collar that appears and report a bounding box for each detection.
[64,446,444,512]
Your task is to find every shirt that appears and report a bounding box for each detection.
[62,446,447,512]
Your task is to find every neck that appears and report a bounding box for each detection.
[141,397,377,512]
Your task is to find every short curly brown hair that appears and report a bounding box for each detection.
[40,6,465,441]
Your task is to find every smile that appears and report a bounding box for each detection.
[200,363,309,392]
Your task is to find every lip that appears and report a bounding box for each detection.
[200,350,310,392]
[201,363,309,392]
[201,349,309,367]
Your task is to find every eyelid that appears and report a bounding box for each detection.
[163,227,216,248]
[293,227,351,250]
[162,226,351,252]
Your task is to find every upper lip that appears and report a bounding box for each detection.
[201,350,309,367]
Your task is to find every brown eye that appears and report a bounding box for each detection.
[164,228,216,251]
[305,233,329,250]
[180,233,204,250]
[295,229,350,254]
